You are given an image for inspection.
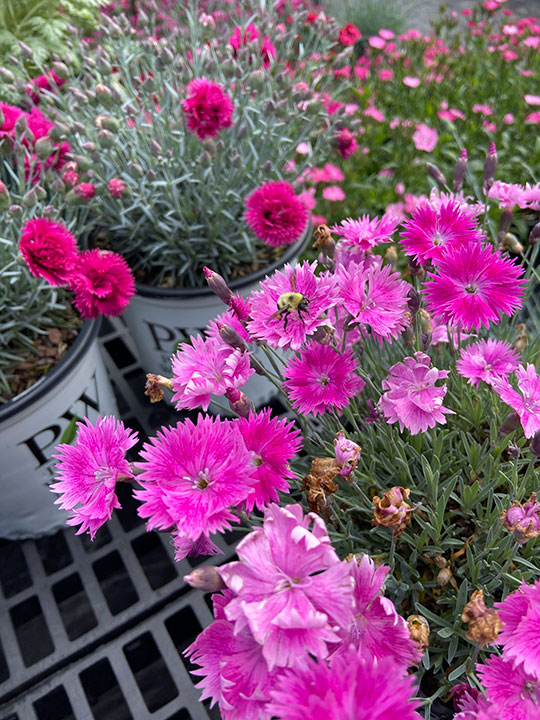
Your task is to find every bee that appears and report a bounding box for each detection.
[269,270,310,330]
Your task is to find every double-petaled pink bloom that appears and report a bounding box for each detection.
[182,77,234,140]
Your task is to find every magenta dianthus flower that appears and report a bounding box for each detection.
[424,243,527,330]
[495,580,540,680]
[0,102,23,139]
[282,343,364,416]
[247,262,339,350]
[379,351,454,435]
[219,503,354,670]
[413,123,438,152]
[172,532,221,562]
[182,77,234,140]
[234,410,302,511]
[493,365,540,438]
[245,181,308,247]
[476,656,540,720]
[457,339,520,387]
[267,647,421,720]
[337,260,410,343]
[400,201,482,265]
[51,416,138,540]
[20,218,79,286]
[71,249,135,318]
[134,415,256,538]
[331,213,398,251]
[171,334,254,411]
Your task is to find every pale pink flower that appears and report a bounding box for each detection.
[525,112,540,124]
[489,181,529,210]
[473,104,493,115]
[283,343,365,416]
[234,410,302,511]
[400,200,482,264]
[476,656,540,719]
[524,94,540,105]
[322,185,345,201]
[364,105,385,122]
[379,352,454,435]
[403,76,421,87]
[369,36,386,49]
[219,504,355,670]
[247,261,339,350]
[423,243,527,331]
[171,335,254,411]
[51,417,138,540]
[134,415,256,537]
[267,647,421,720]
[331,213,398,251]
[493,365,540,438]
[306,163,344,184]
[413,123,438,152]
[495,580,540,680]
[457,339,520,387]
[173,532,221,561]
[337,260,410,343]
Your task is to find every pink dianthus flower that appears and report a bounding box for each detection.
[400,201,482,264]
[134,415,256,538]
[424,243,526,330]
[267,646,421,720]
[51,417,138,540]
[26,105,53,140]
[108,178,128,198]
[172,532,221,562]
[245,180,308,247]
[219,503,354,670]
[26,70,65,104]
[0,102,23,139]
[337,260,410,343]
[476,656,540,720]
[379,352,454,434]
[71,249,135,318]
[495,580,540,680]
[457,339,520,387]
[413,123,438,151]
[247,261,339,350]
[182,77,234,140]
[20,218,79,286]
[493,365,540,439]
[331,213,398,251]
[335,128,357,158]
[283,343,365,416]
[171,334,253,411]
[234,410,302,512]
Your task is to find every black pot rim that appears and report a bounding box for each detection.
[0,318,100,423]
[134,222,313,299]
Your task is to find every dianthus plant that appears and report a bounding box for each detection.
[26,4,347,287]
[50,148,540,716]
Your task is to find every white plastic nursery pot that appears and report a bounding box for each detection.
[0,319,118,539]
[122,225,312,407]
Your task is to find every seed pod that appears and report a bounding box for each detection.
[453,148,468,193]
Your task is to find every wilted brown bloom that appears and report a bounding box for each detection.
[461,589,502,647]
[302,457,340,521]
[313,224,335,257]
[513,323,528,353]
[500,493,540,544]
[372,486,413,537]
[407,615,430,655]
[145,373,173,403]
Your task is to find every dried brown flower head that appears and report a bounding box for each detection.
[313,224,335,256]
[372,486,413,537]
[302,457,340,521]
[144,373,173,403]
[461,589,502,647]
[407,615,430,655]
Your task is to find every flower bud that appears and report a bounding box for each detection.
[14,113,28,135]
[129,162,144,177]
[419,308,432,334]
[231,153,241,167]
[407,287,420,315]
[200,151,212,167]
[34,136,53,160]
[453,148,468,193]
[203,267,233,305]
[225,387,254,418]
[498,208,514,236]
[0,181,10,210]
[22,187,38,207]
[408,256,424,279]
[384,245,398,268]
[263,160,273,173]
[334,429,361,476]
[50,176,65,193]
[66,183,96,204]
[72,155,92,171]
[426,162,447,189]
[500,493,540,544]
[502,232,523,255]
[96,83,113,106]
[35,184,47,201]
[48,123,70,141]
[150,139,162,156]
[483,142,497,193]
[96,114,120,133]
[461,589,501,647]
[372,486,413,537]
[19,42,33,59]
[217,323,248,352]
[81,141,97,153]
[52,61,69,80]
[528,222,540,245]
[498,410,521,436]
[97,129,114,148]
[9,204,22,217]
[407,615,430,655]
[184,566,225,592]
[531,431,540,457]
[203,138,216,156]
[237,124,247,139]
[108,178,129,198]
[0,67,14,83]
[158,47,174,66]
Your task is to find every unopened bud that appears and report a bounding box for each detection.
[453,148,468,193]
[231,153,241,167]
[513,323,528,353]
[203,267,233,305]
[50,176,65,193]
[407,287,420,315]
[9,204,22,217]
[71,121,86,134]
[426,162,447,189]
[184,566,225,592]
[225,387,254,418]
[263,160,273,173]
[531,431,540,457]
[48,123,69,141]
[14,114,28,134]
[96,83,113,105]
[200,151,212,167]
[35,184,47,201]
[203,138,216,156]
[96,114,120,132]
[498,208,514,236]
[502,232,523,255]
[311,325,334,345]
[72,155,92,171]
[98,129,114,148]
[483,142,497,193]
[19,42,33,59]
[158,47,174,66]
[52,61,69,80]
[22,187,38,207]
[408,256,424,279]
[529,222,540,245]
[81,141,97,153]
[384,245,398,268]
[237,124,247,140]
[34,136,53,160]
[419,308,432,334]
[498,410,521,436]
[129,162,144,177]
[150,140,161,156]
[217,323,248,352]
[0,67,14,83]
[108,178,129,198]
[0,182,10,209]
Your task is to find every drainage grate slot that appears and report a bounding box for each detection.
[115,483,145,532]
[204,699,222,720]
[103,337,136,369]
[167,710,192,720]
[165,607,203,673]
[0,540,32,598]
[0,636,9,684]
[93,551,138,615]
[33,685,75,720]
[123,631,178,711]
[10,596,54,666]
[79,525,112,553]
[131,533,177,590]
[80,658,133,720]
[36,532,73,575]
[53,573,98,640]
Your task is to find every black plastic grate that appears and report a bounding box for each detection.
[0,317,244,720]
